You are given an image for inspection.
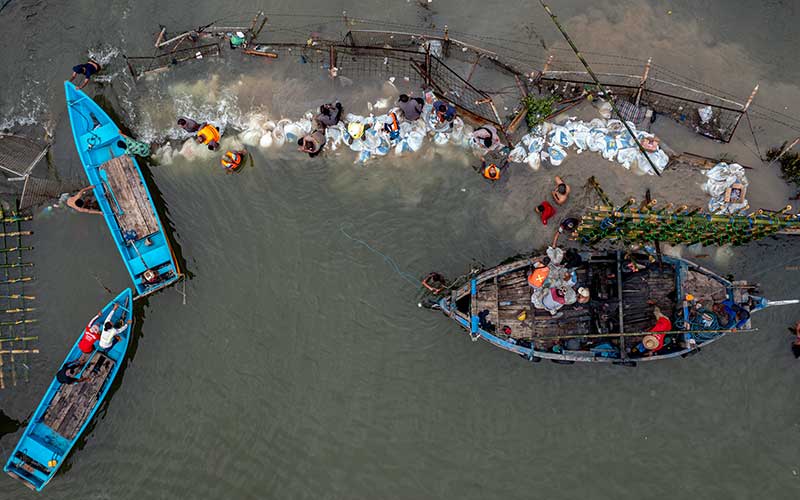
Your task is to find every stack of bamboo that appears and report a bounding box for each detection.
[578,177,800,246]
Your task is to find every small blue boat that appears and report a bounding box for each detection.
[429,251,797,365]
[64,81,181,298]
[4,289,133,491]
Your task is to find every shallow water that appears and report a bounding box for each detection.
[1,1,800,499]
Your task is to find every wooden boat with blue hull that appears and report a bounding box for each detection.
[64,81,181,298]
[433,251,796,365]
[4,289,133,491]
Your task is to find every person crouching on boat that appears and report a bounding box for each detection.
[528,259,551,286]
[78,310,105,354]
[56,361,87,385]
[633,306,672,356]
[196,123,221,151]
[98,303,131,351]
[67,186,101,215]
[221,150,246,174]
[69,60,101,90]
[297,129,327,158]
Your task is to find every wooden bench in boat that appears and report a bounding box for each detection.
[42,352,115,440]
[101,155,159,240]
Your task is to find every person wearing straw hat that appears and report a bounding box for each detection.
[634,306,672,356]
[577,287,590,304]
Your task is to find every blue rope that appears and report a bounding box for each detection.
[339,224,420,287]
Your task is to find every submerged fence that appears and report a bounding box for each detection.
[125,21,761,145]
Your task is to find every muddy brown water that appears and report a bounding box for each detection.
[1,1,799,499]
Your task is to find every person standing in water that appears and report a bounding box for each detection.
[177,117,202,133]
[552,176,570,205]
[297,129,327,158]
[314,102,343,128]
[69,60,101,90]
[397,94,424,121]
[67,186,101,214]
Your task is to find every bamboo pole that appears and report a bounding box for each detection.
[727,83,759,142]
[0,349,39,355]
[0,295,35,300]
[0,319,36,326]
[635,57,651,107]
[0,336,38,343]
[536,328,757,341]
[537,1,662,176]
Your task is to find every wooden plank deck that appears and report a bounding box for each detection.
[101,156,158,240]
[42,352,115,439]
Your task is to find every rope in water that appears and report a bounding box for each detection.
[339,224,420,288]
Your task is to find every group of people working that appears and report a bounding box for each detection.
[56,303,131,385]
[176,118,246,173]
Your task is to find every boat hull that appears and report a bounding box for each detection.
[436,252,765,364]
[64,81,181,298]
[3,289,133,491]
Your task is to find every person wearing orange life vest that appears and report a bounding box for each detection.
[383,112,401,141]
[527,258,551,288]
[220,150,246,173]
[195,123,221,151]
[478,158,507,181]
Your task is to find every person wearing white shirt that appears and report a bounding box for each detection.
[98,303,131,350]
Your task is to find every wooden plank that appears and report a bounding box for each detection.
[43,352,115,439]
[101,156,159,240]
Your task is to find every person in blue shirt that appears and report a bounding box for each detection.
[70,60,101,90]
[433,100,457,126]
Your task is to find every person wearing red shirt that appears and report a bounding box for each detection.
[535,201,556,225]
[634,306,672,356]
[78,310,104,353]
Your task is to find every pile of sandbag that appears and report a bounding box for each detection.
[702,162,749,214]
[508,118,669,175]
[234,90,477,164]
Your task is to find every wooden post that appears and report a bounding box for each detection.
[538,54,554,92]
[154,27,166,48]
[424,43,432,89]
[329,45,337,79]
[727,83,759,142]
[443,25,451,58]
[635,57,651,107]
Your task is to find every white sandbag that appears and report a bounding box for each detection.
[259,133,273,149]
[616,132,636,149]
[357,149,371,163]
[601,135,619,160]
[606,119,624,133]
[526,135,545,154]
[635,149,669,175]
[547,144,567,166]
[587,130,606,152]
[272,118,292,147]
[698,106,713,124]
[508,145,527,163]
[239,128,263,146]
[525,152,541,171]
[433,132,450,145]
[616,147,639,170]
[549,126,574,148]
[572,130,588,152]
[588,118,607,129]
[702,163,748,197]
[325,125,344,151]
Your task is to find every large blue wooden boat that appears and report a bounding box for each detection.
[64,81,181,298]
[4,289,133,491]
[431,251,797,365]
